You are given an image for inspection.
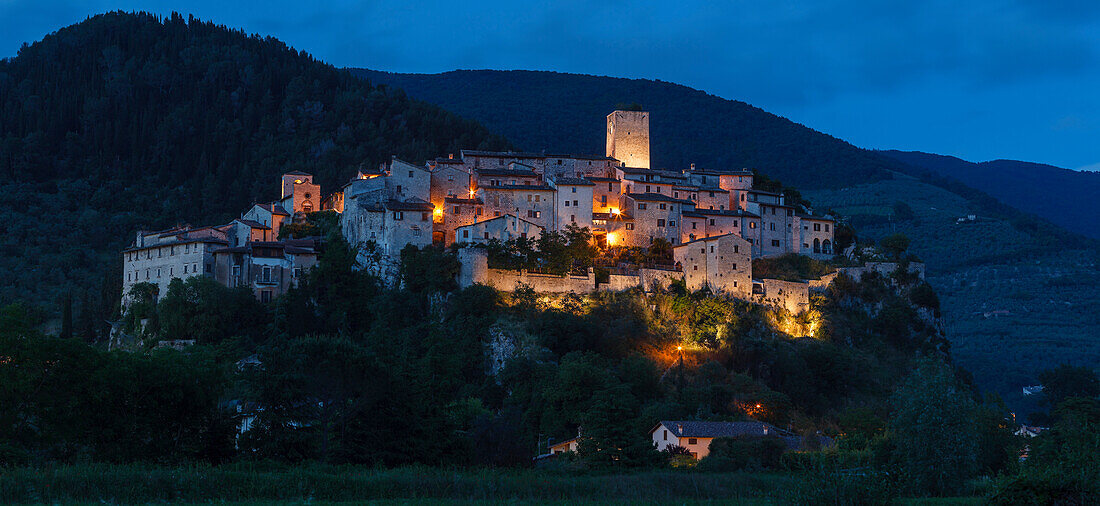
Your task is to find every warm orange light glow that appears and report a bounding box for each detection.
[469,188,477,197]
[433,207,443,217]
[610,207,621,215]
[606,232,617,246]
[676,346,683,351]
[294,179,303,184]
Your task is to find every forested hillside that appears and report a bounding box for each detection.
[0,12,509,324]
[357,69,1100,408]
[882,151,1100,240]
[353,69,899,189]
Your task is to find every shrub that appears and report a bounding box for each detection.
[908,282,940,315]
[987,468,1100,506]
[696,436,787,472]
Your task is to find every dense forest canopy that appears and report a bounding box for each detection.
[0,11,509,320]
[352,69,900,190]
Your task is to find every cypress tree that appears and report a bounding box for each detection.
[60,292,73,339]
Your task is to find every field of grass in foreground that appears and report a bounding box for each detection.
[0,463,983,505]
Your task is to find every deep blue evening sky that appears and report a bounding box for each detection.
[3,1,1098,170]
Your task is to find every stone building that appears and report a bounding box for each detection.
[242,203,291,240]
[673,233,752,299]
[623,192,693,246]
[549,177,594,231]
[279,171,321,215]
[123,108,839,306]
[454,214,543,244]
[798,214,835,258]
[606,110,650,169]
[121,226,228,305]
[212,239,319,302]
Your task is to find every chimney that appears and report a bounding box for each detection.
[677,423,683,435]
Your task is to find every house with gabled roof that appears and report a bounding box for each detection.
[651,420,788,459]
[454,213,543,244]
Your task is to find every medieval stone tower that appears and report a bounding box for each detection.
[281,171,321,214]
[606,110,650,169]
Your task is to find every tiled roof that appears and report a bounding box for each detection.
[444,196,483,204]
[693,208,758,218]
[461,150,616,161]
[455,213,542,230]
[283,170,312,176]
[386,199,435,211]
[796,213,834,221]
[552,177,595,186]
[462,150,547,159]
[586,177,619,183]
[688,168,754,176]
[626,192,696,205]
[652,420,782,438]
[234,219,271,230]
[257,203,291,216]
[475,167,538,177]
[673,233,744,247]
[593,212,633,221]
[483,184,554,191]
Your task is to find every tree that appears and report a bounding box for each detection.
[578,384,643,466]
[886,360,978,496]
[892,201,915,221]
[247,335,393,463]
[399,244,461,294]
[1038,365,1100,408]
[59,292,73,339]
[833,222,857,253]
[880,233,911,260]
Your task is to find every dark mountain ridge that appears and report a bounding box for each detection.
[0,12,508,320]
[353,69,904,190]
[881,150,1100,240]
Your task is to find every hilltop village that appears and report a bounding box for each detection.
[122,110,840,312]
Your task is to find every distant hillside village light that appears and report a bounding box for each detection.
[121,108,843,309]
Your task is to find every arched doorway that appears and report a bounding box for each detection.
[822,239,832,255]
[813,238,821,253]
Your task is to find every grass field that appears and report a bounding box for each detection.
[0,463,983,505]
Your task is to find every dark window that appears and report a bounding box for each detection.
[688,438,698,445]
[657,219,665,227]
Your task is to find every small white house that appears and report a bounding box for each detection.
[650,420,781,459]
[549,437,578,454]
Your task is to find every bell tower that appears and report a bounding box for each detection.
[606,110,650,169]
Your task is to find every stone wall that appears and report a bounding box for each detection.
[753,278,811,315]
[639,267,682,291]
[838,262,926,281]
[483,269,596,293]
[604,273,642,291]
